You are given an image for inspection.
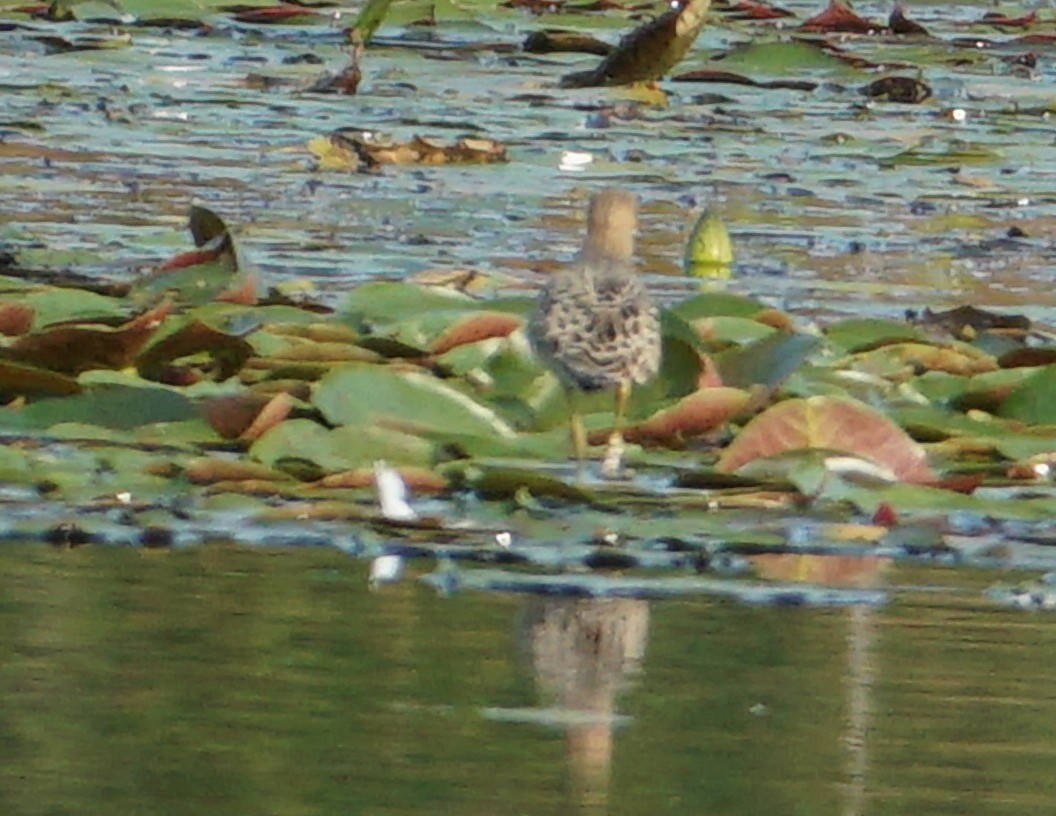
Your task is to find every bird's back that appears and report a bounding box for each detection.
[531,260,660,391]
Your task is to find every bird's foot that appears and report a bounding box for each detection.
[600,431,626,480]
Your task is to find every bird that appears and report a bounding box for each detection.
[529,188,662,475]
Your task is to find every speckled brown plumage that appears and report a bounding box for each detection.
[530,189,661,467]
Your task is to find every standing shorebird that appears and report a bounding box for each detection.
[529,189,662,475]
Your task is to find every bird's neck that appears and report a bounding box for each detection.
[579,246,635,283]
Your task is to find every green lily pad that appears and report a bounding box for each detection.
[0,384,197,431]
[314,365,517,441]
[999,364,1056,426]
[252,418,435,472]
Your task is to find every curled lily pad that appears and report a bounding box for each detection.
[620,387,750,446]
[132,206,256,306]
[560,0,712,87]
[717,395,935,484]
[136,316,255,384]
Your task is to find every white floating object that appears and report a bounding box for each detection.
[373,460,418,521]
[495,531,512,548]
[369,554,404,589]
[823,456,898,487]
[559,151,593,172]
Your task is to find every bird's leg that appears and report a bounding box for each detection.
[566,387,589,464]
[601,381,631,479]
[609,380,631,448]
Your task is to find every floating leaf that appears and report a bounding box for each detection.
[251,418,434,471]
[0,360,82,398]
[717,395,935,484]
[314,366,517,441]
[230,4,323,24]
[136,317,255,383]
[309,131,508,171]
[202,393,293,441]
[861,76,931,104]
[999,365,1056,426]
[800,0,880,33]
[622,387,750,445]
[889,4,930,36]
[523,29,611,56]
[1,302,172,376]
[720,0,794,20]
[671,291,769,322]
[0,384,197,432]
[879,138,1000,168]
[824,318,926,354]
[0,302,33,336]
[715,332,820,391]
[430,312,523,355]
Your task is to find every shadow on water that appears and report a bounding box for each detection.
[2,543,1056,816]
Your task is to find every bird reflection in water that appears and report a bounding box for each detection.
[518,597,650,814]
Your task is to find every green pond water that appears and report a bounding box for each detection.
[2,543,1054,816]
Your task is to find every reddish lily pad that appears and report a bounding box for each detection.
[621,387,751,445]
[717,395,935,484]
[430,312,524,355]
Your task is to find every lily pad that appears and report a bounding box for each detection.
[717,395,935,484]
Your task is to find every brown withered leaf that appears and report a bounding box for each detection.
[136,319,255,383]
[908,305,1031,339]
[0,360,82,398]
[202,392,293,441]
[719,0,794,20]
[978,9,1036,27]
[672,69,818,91]
[0,302,34,336]
[889,3,930,36]
[184,457,292,485]
[523,29,612,55]
[188,204,229,247]
[308,131,508,170]
[0,301,172,376]
[799,0,881,33]
[861,75,932,103]
[319,467,448,492]
[560,0,712,87]
[855,342,997,377]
